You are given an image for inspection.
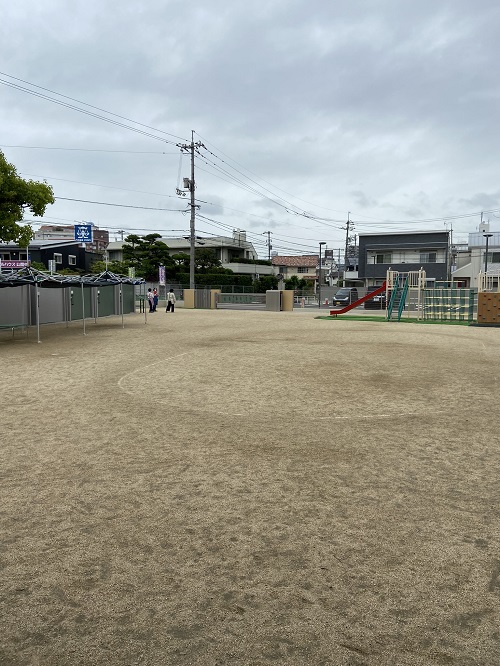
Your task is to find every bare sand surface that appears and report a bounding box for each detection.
[1,309,499,665]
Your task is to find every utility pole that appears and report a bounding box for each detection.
[189,132,196,289]
[263,231,272,261]
[177,131,204,289]
[343,212,352,285]
[318,242,326,308]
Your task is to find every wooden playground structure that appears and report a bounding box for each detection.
[330,268,500,324]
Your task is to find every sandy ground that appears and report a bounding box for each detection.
[1,309,499,666]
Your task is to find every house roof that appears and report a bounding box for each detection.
[107,235,257,252]
[272,255,318,266]
[0,240,87,250]
[358,230,449,237]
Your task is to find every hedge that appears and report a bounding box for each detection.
[177,273,253,286]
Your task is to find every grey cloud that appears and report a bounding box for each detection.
[459,192,500,210]
[2,0,500,250]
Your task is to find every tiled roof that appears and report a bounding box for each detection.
[272,255,318,267]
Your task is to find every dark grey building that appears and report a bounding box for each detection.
[358,231,450,284]
[0,240,100,272]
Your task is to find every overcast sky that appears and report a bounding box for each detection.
[2,0,500,257]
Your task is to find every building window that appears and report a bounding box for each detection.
[420,252,437,263]
[297,266,308,273]
[54,253,63,264]
[278,265,286,273]
[376,253,392,264]
[487,252,500,263]
[68,255,77,266]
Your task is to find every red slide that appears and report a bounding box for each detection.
[329,282,386,316]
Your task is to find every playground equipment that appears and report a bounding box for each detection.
[476,270,500,325]
[329,283,386,316]
[329,268,483,322]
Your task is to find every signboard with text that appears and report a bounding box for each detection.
[0,260,30,269]
[158,265,166,286]
[74,224,93,243]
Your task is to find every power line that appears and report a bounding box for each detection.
[194,134,495,228]
[0,72,188,142]
[196,149,325,221]
[0,144,177,154]
[55,196,187,211]
[194,132,355,217]
[20,172,182,199]
[0,78,181,146]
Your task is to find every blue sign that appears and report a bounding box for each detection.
[74,224,93,243]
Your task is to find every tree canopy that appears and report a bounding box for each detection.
[0,151,55,245]
[119,237,234,281]
[122,234,175,281]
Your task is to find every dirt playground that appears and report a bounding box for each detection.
[1,308,499,665]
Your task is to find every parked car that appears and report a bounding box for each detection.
[364,286,387,309]
[333,287,359,306]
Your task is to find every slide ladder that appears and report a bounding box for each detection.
[387,276,409,321]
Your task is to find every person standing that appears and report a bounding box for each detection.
[147,288,154,313]
[166,288,176,313]
[153,288,158,312]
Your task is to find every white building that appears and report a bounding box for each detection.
[107,230,276,278]
[452,224,500,288]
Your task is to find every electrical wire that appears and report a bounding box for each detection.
[0,144,177,154]
[196,150,324,221]
[0,78,181,146]
[0,72,188,142]
[55,196,188,211]
[20,172,182,199]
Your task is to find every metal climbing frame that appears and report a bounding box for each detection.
[386,269,426,320]
[422,283,476,322]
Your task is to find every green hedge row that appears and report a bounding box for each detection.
[177,273,253,286]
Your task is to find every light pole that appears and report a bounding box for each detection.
[318,242,326,308]
[484,233,493,273]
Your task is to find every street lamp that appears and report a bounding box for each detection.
[484,233,493,273]
[318,242,326,308]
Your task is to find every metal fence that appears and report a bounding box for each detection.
[215,293,267,309]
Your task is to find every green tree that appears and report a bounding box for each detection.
[90,259,130,275]
[284,276,313,291]
[122,233,175,281]
[30,261,48,271]
[253,275,279,292]
[194,248,225,273]
[170,252,190,275]
[284,275,300,290]
[0,151,55,245]
[170,248,231,280]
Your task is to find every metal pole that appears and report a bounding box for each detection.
[318,242,326,308]
[189,130,196,289]
[36,283,41,343]
[120,285,124,328]
[81,282,86,336]
[144,282,147,324]
[343,212,351,286]
[484,234,493,273]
